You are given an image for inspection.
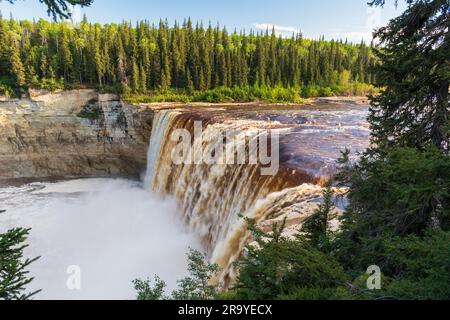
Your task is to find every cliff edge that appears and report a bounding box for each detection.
[0,90,154,182]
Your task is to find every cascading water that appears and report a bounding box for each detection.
[0,98,369,297]
[143,103,370,285]
[144,110,180,188]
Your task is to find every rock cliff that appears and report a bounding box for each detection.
[0,90,154,182]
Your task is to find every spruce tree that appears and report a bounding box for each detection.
[368,0,449,153]
[59,27,72,82]
[130,59,139,93]
[157,20,171,91]
[0,228,40,300]
[7,34,26,89]
[335,0,450,278]
[0,15,377,97]
[302,182,336,252]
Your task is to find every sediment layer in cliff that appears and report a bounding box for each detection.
[0,90,154,182]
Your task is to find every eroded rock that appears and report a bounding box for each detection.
[0,90,154,182]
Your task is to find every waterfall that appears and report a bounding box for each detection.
[144,110,180,188]
[143,108,331,285]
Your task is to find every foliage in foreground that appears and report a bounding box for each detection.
[302,181,337,253]
[368,0,449,153]
[375,230,450,300]
[0,228,40,300]
[228,223,449,300]
[134,248,219,300]
[232,219,348,300]
[333,145,450,298]
[134,152,450,301]
[133,276,168,301]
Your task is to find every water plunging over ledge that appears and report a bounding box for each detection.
[142,103,370,284]
[0,99,370,296]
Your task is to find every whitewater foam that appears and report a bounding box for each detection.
[0,178,200,300]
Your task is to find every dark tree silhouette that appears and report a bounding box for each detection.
[368,0,449,152]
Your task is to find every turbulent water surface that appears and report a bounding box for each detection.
[144,103,370,283]
[0,102,370,297]
[0,179,200,300]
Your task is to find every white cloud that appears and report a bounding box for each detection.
[254,23,300,38]
[331,7,381,43]
[331,30,374,43]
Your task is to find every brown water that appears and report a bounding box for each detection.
[144,102,370,284]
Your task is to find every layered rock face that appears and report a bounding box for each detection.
[0,90,153,182]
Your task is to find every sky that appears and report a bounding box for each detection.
[0,0,407,43]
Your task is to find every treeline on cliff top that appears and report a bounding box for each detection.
[0,14,376,101]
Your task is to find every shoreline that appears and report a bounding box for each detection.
[1,89,370,107]
[129,96,370,109]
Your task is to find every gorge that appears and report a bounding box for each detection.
[0,90,370,298]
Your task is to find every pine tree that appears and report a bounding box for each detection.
[0,15,376,97]
[59,26,72,82]
[302,182,336,252]
[139,64,147,93]
[116,35,127,86]
[157,20,171,91]
[0,14,8,77]
[7,33,26,88]
[334,0,450,280]
[369,0,449,153]
[0,228,40,300]
[130,59,139,93]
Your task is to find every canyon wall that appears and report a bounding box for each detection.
[0,90,154,182]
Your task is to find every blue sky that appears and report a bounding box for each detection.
[0,0,406,42]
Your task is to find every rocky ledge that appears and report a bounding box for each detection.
[0,90,154,183]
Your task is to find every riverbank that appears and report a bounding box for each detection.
[121,84,377,105]
[125,95,370,109]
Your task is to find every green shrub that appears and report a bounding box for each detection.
[77,102,102,120]
[319,87,334,97]
[0,77,17,98]
[133,276,167,300]
[134,249,220,301]
[38,77,65,92]
[335,147,450,283]
[277,287,350,300]
[233,220,348,300]
[123,86,306,104]
[0,83,13,98]
[380,230,450,300]
[302,85,320,98]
